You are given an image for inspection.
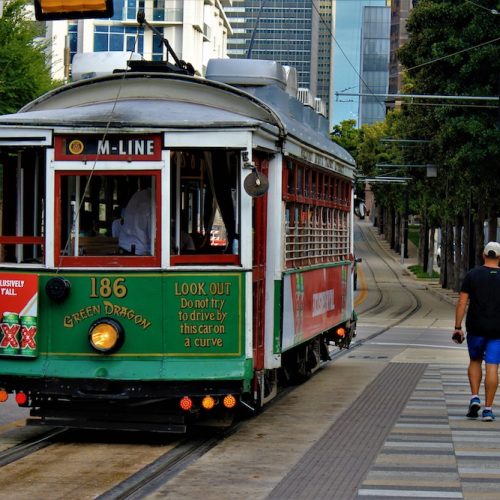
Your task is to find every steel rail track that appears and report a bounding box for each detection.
[0,427,68,467]
[330,221,423,357]
[96,423,243,500]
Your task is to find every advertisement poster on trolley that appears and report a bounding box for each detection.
[0,273,38,357]
[282,265,349,349]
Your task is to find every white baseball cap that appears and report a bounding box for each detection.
[484,241,500,258]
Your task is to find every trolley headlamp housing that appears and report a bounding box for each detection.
[88,318,124,354]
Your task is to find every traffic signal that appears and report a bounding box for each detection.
[34,0,114,20]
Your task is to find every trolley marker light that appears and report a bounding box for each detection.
[34,0,114,20]
[15,392,28,406]
[0,389,8,403]
[180,396,193,411]
[223,394,237,409]
[88,318,124,354]
[336,327,346,338]
[201,395,216,410]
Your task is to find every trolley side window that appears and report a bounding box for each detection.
[283,160,351,268]
[0,149,45,265]
[55,171,160,267]
[170,149,239,266]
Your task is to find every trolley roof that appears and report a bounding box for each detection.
[0,59,355,173]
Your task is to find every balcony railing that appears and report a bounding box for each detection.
[122,7,183,23]
[152,8,183,22]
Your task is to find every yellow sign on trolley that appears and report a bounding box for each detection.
[34,0,113,20]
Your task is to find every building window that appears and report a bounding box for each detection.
[153,0,165,21]
[94,26,144,54]
[152,28,164,61]
[68,22,78,63]
[125,0,145,20]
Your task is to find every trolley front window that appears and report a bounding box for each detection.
[55,171,160,267]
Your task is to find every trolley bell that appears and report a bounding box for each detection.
[242,151,269,197]
[244,170,269,198]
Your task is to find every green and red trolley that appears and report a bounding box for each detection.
[0,57,356,432]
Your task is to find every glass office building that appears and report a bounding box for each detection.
[358,6,390,125]
[226,1,333,112]
[332,0,387,126]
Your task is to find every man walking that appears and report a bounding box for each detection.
[453,241,500,421]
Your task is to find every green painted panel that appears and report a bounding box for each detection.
[39,274,163,356]
[164,273,244,357]
[0,271,248,382]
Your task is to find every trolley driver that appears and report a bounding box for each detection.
[118,186,152,255]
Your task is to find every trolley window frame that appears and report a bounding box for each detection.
[282,159,352,268]
[54,169,161,267]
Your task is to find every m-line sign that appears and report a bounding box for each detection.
[54,134,162,161]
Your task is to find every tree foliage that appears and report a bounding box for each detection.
[348,0,500,288]
[398,0,500,284]
[0,0,57,114]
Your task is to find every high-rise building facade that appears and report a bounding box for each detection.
[226,1,332,112]
[43,0,232,80]
[317,1,335,115]
[358,5,390,125]
[389,0,417,97]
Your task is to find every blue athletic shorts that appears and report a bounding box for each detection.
[467,336,500,364]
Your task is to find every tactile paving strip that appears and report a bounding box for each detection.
[267,362,427,500]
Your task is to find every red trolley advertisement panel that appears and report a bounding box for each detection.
[282,265,349,350]
[0,273,39,356]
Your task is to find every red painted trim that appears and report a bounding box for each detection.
[171,255,239,266]
[58,255,158,267]
[0,236,44,244]
[54,170,161,268]
[252,155,268,372]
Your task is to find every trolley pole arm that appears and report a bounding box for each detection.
[136,10,184,69]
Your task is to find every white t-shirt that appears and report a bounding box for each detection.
[111,218,123,238]
[118,188,152,255]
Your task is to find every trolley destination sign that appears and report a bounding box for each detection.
[54,134,162,161]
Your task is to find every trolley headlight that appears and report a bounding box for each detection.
[88,318,124,354]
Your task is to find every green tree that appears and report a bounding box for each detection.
[332,117,408,250]
[0,0,57,115]
[394,0,500,288]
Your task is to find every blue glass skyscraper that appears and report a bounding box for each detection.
[332,0,387,126]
